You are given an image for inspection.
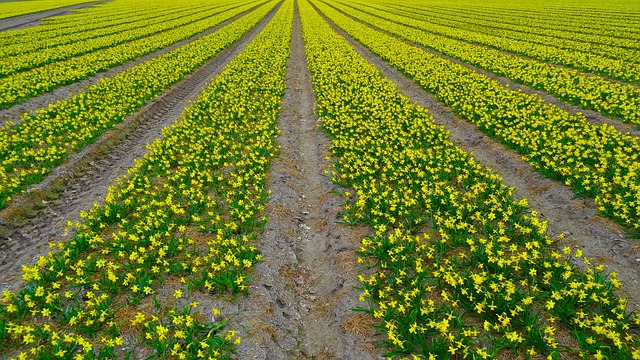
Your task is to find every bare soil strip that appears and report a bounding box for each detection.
[0,1,104,32]
[325,1,640,137]
[203,5,384,358]
[0,3,282,292]
[0,2,267,127]
[312,2,640,311]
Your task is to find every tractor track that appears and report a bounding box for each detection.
[196,4,384,358]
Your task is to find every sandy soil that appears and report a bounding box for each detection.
[0,4,281,292]
[197,6,384,358]
[312,2,640,311]
[0,1,105,32]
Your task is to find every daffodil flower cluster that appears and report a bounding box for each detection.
[317,2,640,233]
[0,0,274,210]
[0,0,92,21]
[368,2,640,65]
[0,3,216,59]
[0,0,247,78]
[0,0,292,357]
[0,0,261,108]
[301,0,639,358]
[132,304,239,359]
[328,1,640,84]
[328,1,640,126]
[382,2,640,55]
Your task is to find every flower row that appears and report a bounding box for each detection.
[0,2,212,59]
[318,1,640,233]
[0,0,179,45]
[0,0,274,209]
[0,0,292,358]
[387,2,640,51]
[0,0,260,108]
[0,1,237,76]
[0,0,91,21]
[301,0,640,358]
[337,1,640,84]
[328,1,640,126]
[374,2,640,65]
[423,3,640,41]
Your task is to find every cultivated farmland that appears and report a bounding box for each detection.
[0,0,638,359]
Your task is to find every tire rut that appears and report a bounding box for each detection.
[323,0,640,137]
[0,2,282,292]
[205,3,383,358]
[0,1,267,127]
[312,1,640,311]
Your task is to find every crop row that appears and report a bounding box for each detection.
[0,3,215,59]
[318,0,640,233]
[41,0,180,27]
[387,2,640,50]
[419,2,640,38]
[301,0,640,358]
[0,0,292,358]
[0,0,261,108]
[0,0,92,21]
[326,1,640,126]
[380,3,640,64]
[340,1,640,84]
[0,0,183,45]
[0,1,245,78]
[0,0,275,210]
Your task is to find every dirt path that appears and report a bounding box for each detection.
[312,2,640,311]
[0,1,105,32]
[199,5,384,358]
[0,3,282,292]
[0,2,267,127]
[323,1,640,136]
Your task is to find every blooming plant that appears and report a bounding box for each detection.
[301,0,640,357]
[0,1,293,357]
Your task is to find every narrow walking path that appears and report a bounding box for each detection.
[312,0,640,311]
[208,4,383,358]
